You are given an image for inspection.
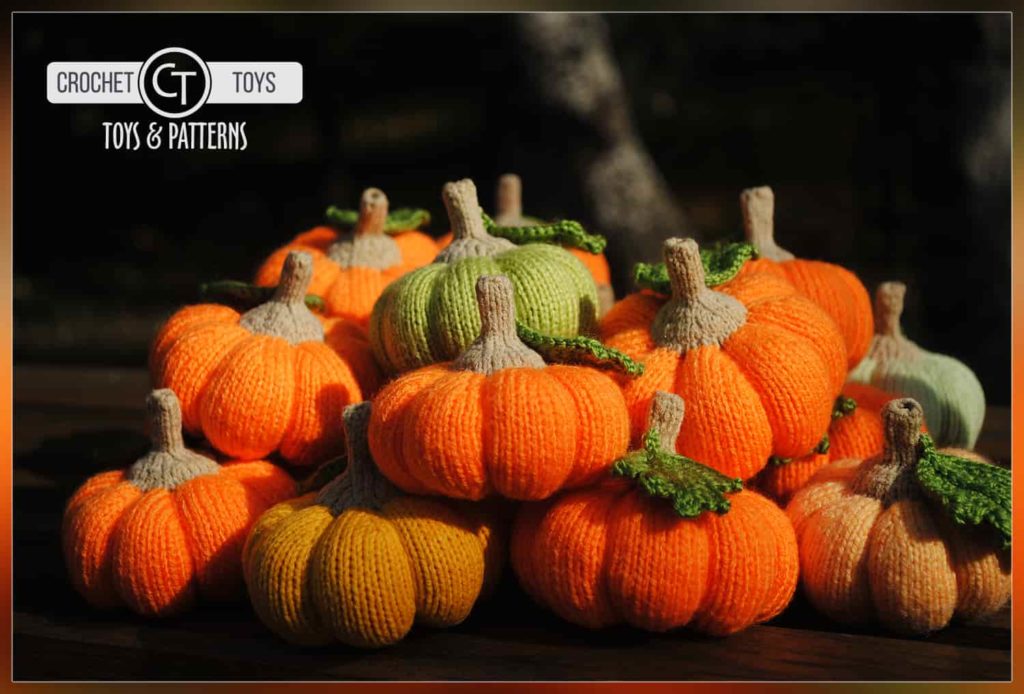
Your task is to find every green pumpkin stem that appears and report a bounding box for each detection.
[740,185,793,262]
[612,391,743,518]
[317,403,399,514]
[452,275,545,375]
[200,280,325,313]
[126,389,220,491]
[436,179,516,262]
[515,321,644,376]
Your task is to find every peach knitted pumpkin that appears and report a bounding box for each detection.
[788,398,1010,634]
[738,186,873,369]
[62,389,296,617]
[600,237,846,480]
[150,251,373,467]
[369,274,630,501]
[243,403,503,648]
[255,188,438,325]
[511,391,798,636]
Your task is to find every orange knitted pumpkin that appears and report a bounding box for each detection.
[600,237,846,480]
[788,398,1010,634]
[150,251,373,467]
[62,389,296,616]
[255,188,438,325]
[738,186,873,368]
[511,391,798,636]
[369,274,630,501]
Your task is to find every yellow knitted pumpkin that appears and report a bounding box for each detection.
[242,402,503,648]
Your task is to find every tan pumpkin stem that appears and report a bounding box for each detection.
[453,275,545,375]
[317,402,399,513]
[495,173,524,226]
[874,281,906,338]
[327,187,402,270]
[651,238,748,351]
[435,179,516,262]
[649,390,685,451]
[740,186,794,262]
[855,398,926,503]
[239,251,324,345]
[126,389,220,491]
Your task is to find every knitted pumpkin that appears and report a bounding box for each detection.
[369,274,630,501]
[788,398,1010,634]
[150,251,371,467]
[243,402,503,648]
[849,281,986,449]
[511,391,798,636]
[601,237,846,480]
[438,174,615,315]
[62,389,296,616]
[739,186,873,368]
[254,188,437,325]
[369,178,599,374]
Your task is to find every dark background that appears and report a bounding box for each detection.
[12,13,1011,403]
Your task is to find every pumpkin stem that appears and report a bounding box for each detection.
[855,398,926,502]
[649,390,685,451]
[126,389,220,491]
[453,275,545,374]
[239,251,324,345]
[317,402,399,513]
[740,186,794,262]
[874,281,906,339]
[495,173,524,225]
[652,238,748,351]
[436,179,516,262]
[326,188,402,269]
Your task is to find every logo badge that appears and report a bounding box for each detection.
[138,47,211,119]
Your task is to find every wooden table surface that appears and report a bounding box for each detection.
[12,365,1012,681]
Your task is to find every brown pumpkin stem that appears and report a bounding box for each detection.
[651,238,748,352]
[495,173,524,226]
[740,186,794,262]
[239,251,324,345]
[317,402,399,513]
[649,390,685,451]
[854,398,926,503]
[453,275,545,375]
[435,179,516,262]
[874,281,906,338]
[327,187,402,269]
[126,389,220,491]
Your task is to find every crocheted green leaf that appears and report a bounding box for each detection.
[634,242,759,293]
[298,455,347,494]
[324,205,431,233]
[516,321,644,376]
[833,395,858,420]
[482,212,607,254]
[612,429,742,517]
[199,280,325,312]
[915,434,1011,549]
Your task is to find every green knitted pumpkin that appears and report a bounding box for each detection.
[849,281,986,449]
[369,179,599,374]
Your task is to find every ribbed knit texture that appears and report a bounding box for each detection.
[510,391,798,635]
[601,237,846,480]
[370,179,599,375]
[255,188,439,326]
[849,281,986,448]
[242,402,501,648]
[368,275,630,501]
[62,389,296,617]
[150,252,372,467]
[787,398,1010,634]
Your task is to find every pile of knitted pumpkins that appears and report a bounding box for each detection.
[62,175,1009,649]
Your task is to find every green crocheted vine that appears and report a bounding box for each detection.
[915,434,1011,549]
[325,205,431,233]
[768,435,830,467]
[200,280,325,312]
[833,395,858,420]
[516,321,644,376]
[612,428,743,517]
[482,212,607,254]
[634,241,759,293]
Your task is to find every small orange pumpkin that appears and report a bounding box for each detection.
[369,274,630,501]
[511,391,798,635]
[601,237,846,480]
[255,188,438,325]
[150,251,373,467]
[62,389,296,616]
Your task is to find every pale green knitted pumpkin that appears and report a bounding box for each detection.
[369,179,599,374]
[849,281,985,448]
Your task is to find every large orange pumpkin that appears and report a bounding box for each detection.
[511,391,798,635]
[255,188,438,325]
[600,237,846,480]
[368,274,630,501]
[150,251,373,467]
